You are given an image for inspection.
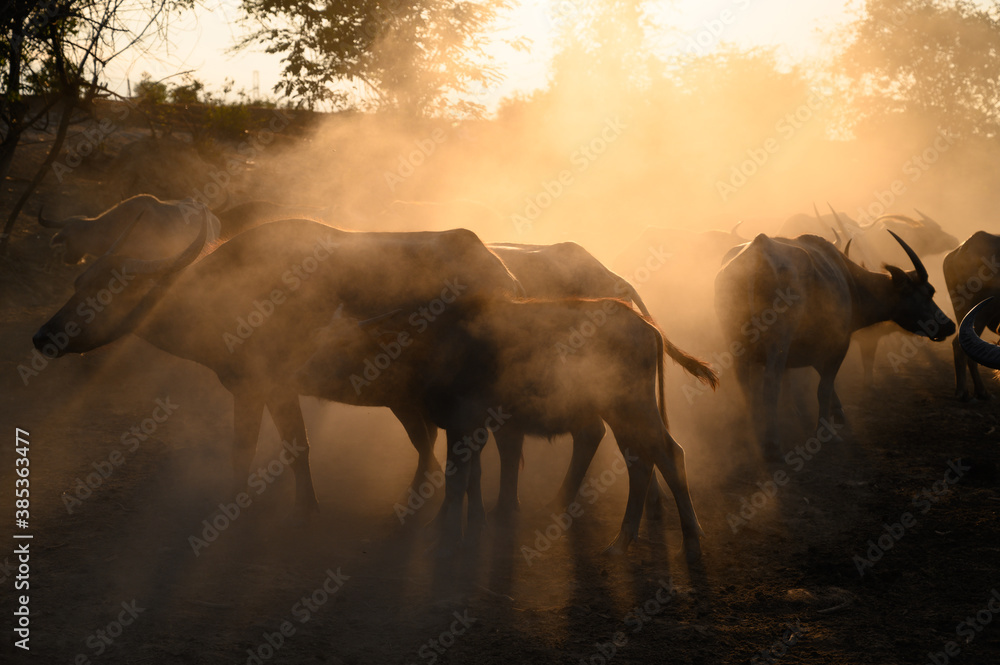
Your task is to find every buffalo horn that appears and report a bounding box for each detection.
[826,203,852,242]
[105,211,146,256]
[887,229,928,282]
[914,208,941,229]
[37,206,66,228]
[121,214,206,276]
[959,298,1000,369]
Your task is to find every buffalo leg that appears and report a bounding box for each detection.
[953,335,971,400]
[466,449,486,543]
[436,428,474,554]
[857,330,879,388]
[970,356,991,400]
[494,427,524,519]
[553,418,606,507]
[816,358,846,441]
[603,443,653,556]
[644,472,667,522]
[968,318,992,399]
[266,390,319,514]
[606,414,703,562]
[232,390,265,494]
[760,347,788,460]
[830,389,846,425]
[650,428,703,563]
[390,404,441,491]
[734,356,765,448]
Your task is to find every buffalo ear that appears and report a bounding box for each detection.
[886,265,912,289]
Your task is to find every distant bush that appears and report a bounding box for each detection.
[170,78,204,105]
[135,72,168,106]
[205,103,255,139]
[200,78,279,139]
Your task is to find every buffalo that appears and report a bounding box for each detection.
[945,232,1000,398]
[715,231,954,459]
[296,296,718,560]
[33,217,522,514]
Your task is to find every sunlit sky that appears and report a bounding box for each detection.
[107,0,861,104]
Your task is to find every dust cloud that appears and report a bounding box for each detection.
[9,4,999,661]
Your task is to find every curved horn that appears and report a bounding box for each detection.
[812,203,824,232]
[827,203,851,242]
[914,208,940,228]
[874,214,921,228]
[108,217,210,339]
[844,237,853,258]
[105,211,145,256]
[120,214,207,276]
[830,226,842,247]
[959,298,1000,369]
[887,229,928,282]
[730,220,744,240]
[37,206,67,228]
[358,309,403,328]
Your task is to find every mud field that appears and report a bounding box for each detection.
[2,142,1000,665]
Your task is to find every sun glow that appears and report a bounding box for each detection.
[104,0,858,107]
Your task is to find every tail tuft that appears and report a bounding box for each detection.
[664,339,719,389]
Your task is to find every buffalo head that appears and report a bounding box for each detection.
[32,214,207,356]
[883,230,955,341]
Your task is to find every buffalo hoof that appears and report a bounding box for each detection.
[427,522,461,559]
[467,508,487,537]
[832,408,848,427]
[683,539,702,564]
[288,505,317,527]
[489,504,519,528]
[382,505,420,532]
[400,482,443,506]
[975,390,993,401]
[465,523,486,553]
[295,494,320,514]
[763,446,784,465]
[434,539,458,560]
[424,507,448,535]
[231,479,250,498]
[602,530,634,556]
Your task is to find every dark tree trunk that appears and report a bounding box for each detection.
[0,95,75,256]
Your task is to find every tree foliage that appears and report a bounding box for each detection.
[170,77,204,104]
[239,0,511,116]
[136,72,169,105]
[837,0,1000,139]
[0,0,191,254]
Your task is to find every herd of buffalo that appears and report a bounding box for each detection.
[29,195,1000,563]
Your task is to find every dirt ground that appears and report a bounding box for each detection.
[2,132,1000,665]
